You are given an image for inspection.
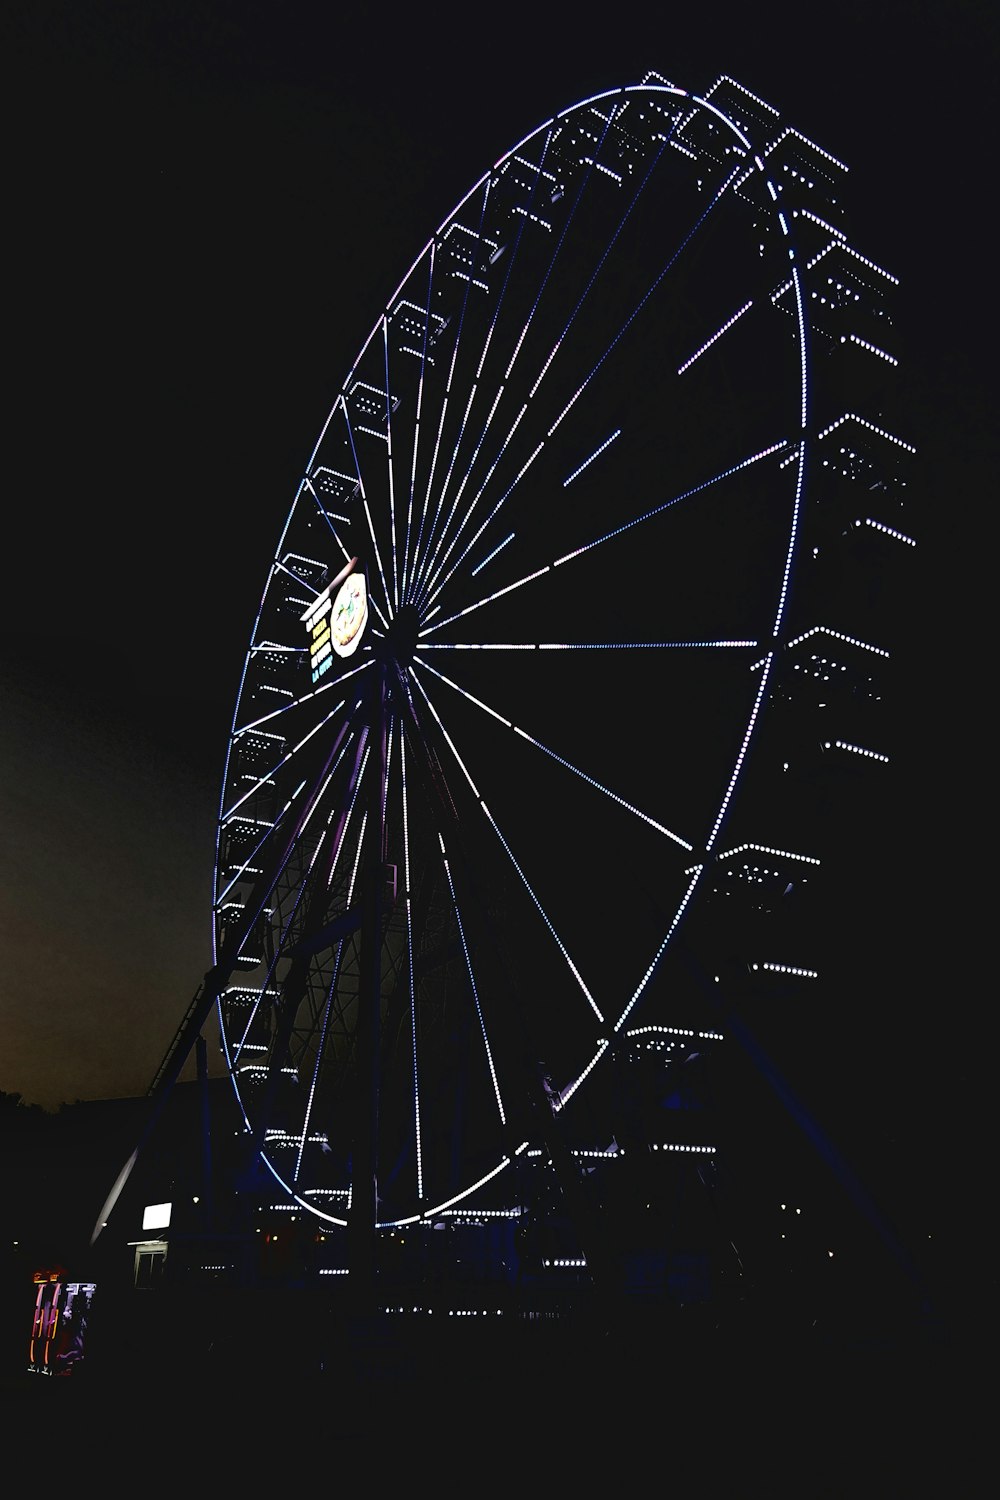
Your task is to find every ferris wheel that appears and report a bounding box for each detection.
[206,71,897,1252]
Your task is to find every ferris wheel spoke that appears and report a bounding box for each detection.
[409,152,554,606]
[296,468,399,629]
[420,112,635,589]
[292,789,372,1185]
[272,744,371,946]
[402,234,461,602]
[400,688,586,1186]
[675,297,755,376]
[549,436,792,567]
[383,746,514,1215]
[402,172,513,607]
[417,156,748,613]
[420,281,755,619]
[337,395,394,626]
[224,690,359,823]
[230,651,372,743]
[216,785,316,947]
[397,245,438,606]
[218,725,360,908]
[418,436,791,640]
[395,736,424,1203]
[495,104,623,392]
[438,828,509,1126]
[217,695,372,988]
[419,638,757,651]
[378,314,402,612]
[414,405,540,615]
[295,804,371,1046]
[408,668,605,1028]
[413,655,695,853]
[230,798,345,1072]
[542,160,752,448]
[413,120,646,608]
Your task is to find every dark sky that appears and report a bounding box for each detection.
[1,0,991,1113]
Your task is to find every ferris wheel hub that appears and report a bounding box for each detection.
[379,603,420,669]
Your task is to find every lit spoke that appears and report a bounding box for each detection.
[339,396,393,625]
[417,639,758,651]
[411,160,548,604]
[399,245,436,605]
[409,669,605,1025]
[230,658,371,738]
[415,120,630,607]
[398,736,422,1201]
[439,830,507,1125]
[407,178,496,597]
[419,440,789,638]
[419,152,745,613]
[414,657,694,851]
[381,314,401,611]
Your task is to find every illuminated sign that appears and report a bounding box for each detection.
[330,571,368,657]
[301,559,368,681]
[28,1271,96,1377]
[142,1202,172,1231]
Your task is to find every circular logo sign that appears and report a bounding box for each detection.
[330,571,368,658]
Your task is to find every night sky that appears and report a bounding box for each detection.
[2,0,989,1193]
